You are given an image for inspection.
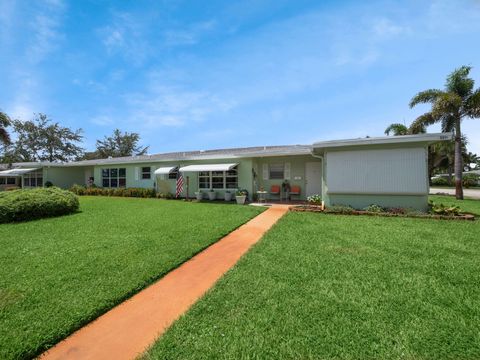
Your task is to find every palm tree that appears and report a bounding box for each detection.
[384,123,408,136]
[0,111,11,145]
[409,66,480,199]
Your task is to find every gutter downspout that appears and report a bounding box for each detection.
[310,150,325,209]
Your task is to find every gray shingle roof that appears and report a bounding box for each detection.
[4,144,312,168]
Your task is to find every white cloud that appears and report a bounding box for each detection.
[124,83,235,129]
[27,0,65,63]
[90,115,114,126]
[372,18,409,38]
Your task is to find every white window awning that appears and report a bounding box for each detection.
[179,163,238,172]
[0,168,40,177]
[154,166,178,175]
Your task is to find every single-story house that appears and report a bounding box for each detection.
[0,133,452,210]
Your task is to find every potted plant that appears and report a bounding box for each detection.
[224,190,232,201]
[195,190,203,201]
[208,189,216,200]
[235,189,248,205]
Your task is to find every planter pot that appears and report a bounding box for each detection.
[224,192,233,201]
[235,195,246,205]
[195,192,203,201]
[208,191,216,200]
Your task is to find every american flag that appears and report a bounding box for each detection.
[176,172,184,198]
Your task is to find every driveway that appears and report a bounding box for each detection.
[430,187,480,199]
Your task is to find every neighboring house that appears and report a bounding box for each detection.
[432,170,480,184]
[0,133,451,210]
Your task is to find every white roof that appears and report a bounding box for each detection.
[313,133,453,151]
[154,166,178,175]
[179,163,238,172]
[0,168,40,176]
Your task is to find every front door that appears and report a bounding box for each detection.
[305,162,322,197]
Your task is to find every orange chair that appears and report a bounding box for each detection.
[270,185,281,199]
[290,185,301,197]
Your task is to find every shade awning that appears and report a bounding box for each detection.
[179,163,238,172]
[154,166,178,175]
[0,168,40,176]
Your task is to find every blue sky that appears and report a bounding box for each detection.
[1,0,480,154]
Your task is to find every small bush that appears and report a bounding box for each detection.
[431,177,449,186]
[307,194,322,205]
[364,204,384,213]
[44,181,54,188]
[0,187,79,223]
[325,205,355,214]
[463,173,480,188]
[428,201,461,216]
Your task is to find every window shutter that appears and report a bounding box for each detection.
[284,162,291,180]
[135,167,139,180]
[262,164,269,180]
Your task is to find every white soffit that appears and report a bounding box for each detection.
[179,163,238,172]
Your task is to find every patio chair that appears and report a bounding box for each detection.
[290,185,301,200]
[269,185,281,200]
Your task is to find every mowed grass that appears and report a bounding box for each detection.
[146,196,480,359]
[0,197,263,360]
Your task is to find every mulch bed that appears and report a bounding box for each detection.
[290,205,475,221]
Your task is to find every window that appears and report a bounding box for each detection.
[23,171,43,187]
[7,177,16,185]
[198,167,238,189]
[141,167,151,179]
[199,171,210,189]
[102,168,126,188]
[269,164,284,180]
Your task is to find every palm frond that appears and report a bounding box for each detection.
[409,89,444,108]
[465,88,480,118]
[410,112,437,133]
[440,115,456,133]
[384,123,408,136]
[431,92,462,118]
[445,65,474,98]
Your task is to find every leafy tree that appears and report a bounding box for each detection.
[8,113,84,162]
[0,111,11,145]
[464,151,480,171]
[409,66,480,199]
[94,129,149,158]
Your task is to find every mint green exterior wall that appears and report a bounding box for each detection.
[252,155,322,200]
[43,166,91,189]
[92,158,255,200]
[90,155,321,200]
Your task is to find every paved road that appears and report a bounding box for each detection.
[430,187,480,199]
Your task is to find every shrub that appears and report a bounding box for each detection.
[307,194,322,205]
[0,187,79,223]
[387,207,408,215]
[69,185,157,198]
[463,173,480,188]
[325,205,355,214]
[44,181,54,188]
[364,204,384,213]
[236,189,248,196]
[428,201,461,216]
[431,177,449,186]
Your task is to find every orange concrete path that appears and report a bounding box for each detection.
[40,205,289,360]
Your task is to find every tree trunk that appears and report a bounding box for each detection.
[454,119,464,200]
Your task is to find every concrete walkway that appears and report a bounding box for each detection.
[430,188,480,199]
[40,205,289,360]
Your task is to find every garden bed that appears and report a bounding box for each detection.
[290,205,475,220]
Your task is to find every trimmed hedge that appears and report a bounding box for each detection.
[69,185,171,198]
[0,187,79,223]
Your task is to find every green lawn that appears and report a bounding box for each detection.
[0,197,263,360]
[146,196,480,359]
